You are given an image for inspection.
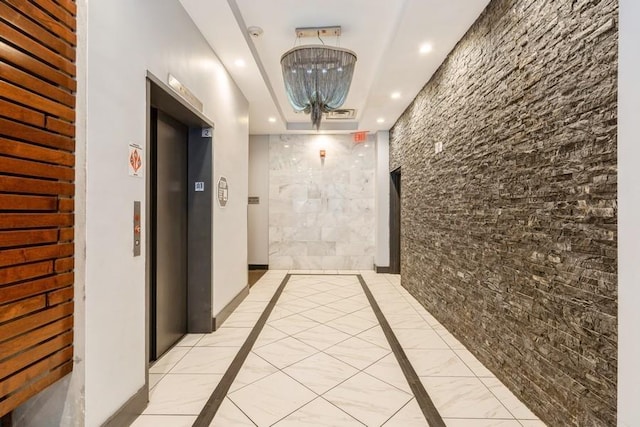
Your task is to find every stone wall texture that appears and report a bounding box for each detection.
[389,0,618,425]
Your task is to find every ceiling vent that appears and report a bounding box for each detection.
[325,109,357,120]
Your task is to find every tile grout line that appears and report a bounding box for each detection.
[357,274,447,427]
[191,274,292,427]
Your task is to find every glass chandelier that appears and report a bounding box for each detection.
[281,45,357,130]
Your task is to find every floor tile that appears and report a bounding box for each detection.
[210,397,256,426]
[436,330,466,349]
[356,325,391,350]
[324,372,412,426]
[273,397,364,426]
[149,373,164,389]
[253,336,318,369]
[222,311,262,327]
[229,352,279,393]
[283,351,359,394]
[299,305,346,323]
[519,420,547,426]
[170,346,239,374]
[405,349,475,377]
[381,399,428,426]
[197,327,251,347]
[420,376,513,419]
[175,334,204,347]
[364,353,411,393]
[443,419,521,427]
[149,347,190,374]
[452,349,495,378]
[269,314,320,335]
[293,324,351,351]
[144,374,222,415]
[131,415,197,427]
[325,313,378,335]
[325,336,390,370]
[228,371,317,427]
[394,328,449,350]
[480,377,539,419]
[252,325,288,348]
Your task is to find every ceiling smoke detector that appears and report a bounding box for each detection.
[247,26,263,37]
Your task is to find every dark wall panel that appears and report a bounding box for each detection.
[389,0,617,425]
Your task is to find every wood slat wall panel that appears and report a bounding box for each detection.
[0,0,75,416]
[0,99,45,127]
[0,272,73,304]
[0,21,75,75]
[0,138,75,167]
[0,3,75,61]
[0,42,76,92]
[0,62,75,107]
[4,0,76,46]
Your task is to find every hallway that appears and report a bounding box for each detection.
[132,272,543,427]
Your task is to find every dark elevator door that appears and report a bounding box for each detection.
[151,109,188,360]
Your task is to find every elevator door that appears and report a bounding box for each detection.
[390,168,401,274]
[152,110,188,360]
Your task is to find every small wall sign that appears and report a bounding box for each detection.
[217,177,228,207]
[128,143,143,177]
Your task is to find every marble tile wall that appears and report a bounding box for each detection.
[269,134,375,270]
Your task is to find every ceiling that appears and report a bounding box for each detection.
[179,0,490,135]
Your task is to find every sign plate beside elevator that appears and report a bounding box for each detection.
[217,177,228,207]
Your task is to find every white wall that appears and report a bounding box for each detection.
[375,131,390,269]
[82,0,248,425]
[269,133,376,270]
[618,1,640,426]
[248,135,270,265]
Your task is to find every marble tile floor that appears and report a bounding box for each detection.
[132,271,545,427]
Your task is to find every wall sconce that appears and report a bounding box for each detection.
[319,149,326,159]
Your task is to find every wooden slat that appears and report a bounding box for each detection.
[58,227,73,242]
[4,0,76,47]
[53,257,73,273]
[58,198,74,212]
[0,261,53,286]
[47,285,72,305]
[0,80,74,122]
[0,346,72,398]
[0,20,75,76]
[0,117,74,151]
[0,361,73,417]
[0,195,58,212]
[0,62,74,108]
[0,229,59,247]
[0,302,73,344]
[54,0,77,16]
[0,316,73,362]
[0,137,75,167]
[29,0,76,32]
[0,243,74,268]
[0,272,73,303]
[45,116,74,137]
[0,2,75,61]
[0,213,74,229]
[0,330,71,380]
[0,156,74,181]
[0,176,74,196]
[0,42,76,92]
[0,98,45,127]
[0,295,46,323]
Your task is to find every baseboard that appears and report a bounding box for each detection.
[248,264,268,270]
[212,285,250,330]
[101,384,148,427]
[375,265,391,273]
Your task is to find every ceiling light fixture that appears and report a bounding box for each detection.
[377,118,385,124]
[391,92,401,99]
[268,117,276,123]
[234,59,246,67]
[419,43,433,54]
[281,26,357,130]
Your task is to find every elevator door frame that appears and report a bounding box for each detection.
[145,72,214,373]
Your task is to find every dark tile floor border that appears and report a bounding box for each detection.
[192,273,445,427]
[357,274,446,427]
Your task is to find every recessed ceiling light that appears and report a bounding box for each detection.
[391,92,401,99]
[284,144,290,148]
[419,43,433,54]
[268,117,276,123]
[234,59,246,67]
[376,118,385,123]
